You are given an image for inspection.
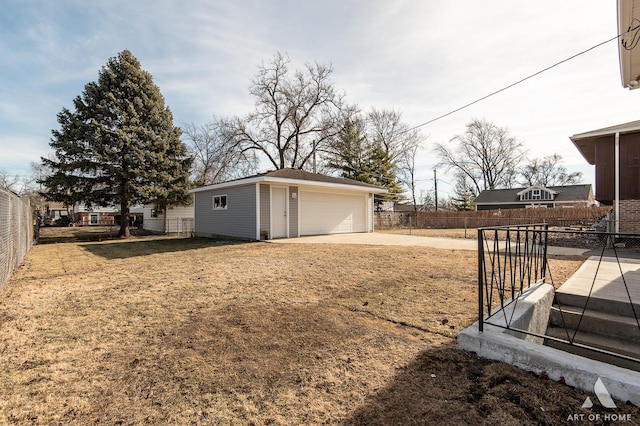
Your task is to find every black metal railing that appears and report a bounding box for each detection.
[478,225,640,368]
[477,224,549,332]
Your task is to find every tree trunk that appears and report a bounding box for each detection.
[119,197,130,238]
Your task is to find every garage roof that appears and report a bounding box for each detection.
[190,168,388,194]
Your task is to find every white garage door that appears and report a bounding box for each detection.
[300,191,367,235]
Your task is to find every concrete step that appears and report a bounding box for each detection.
[553,256,640,318]
[555,290,640,319]
[549,305,640,343]
[545,326,640,372]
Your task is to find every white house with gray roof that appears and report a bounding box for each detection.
[189,168,388,240]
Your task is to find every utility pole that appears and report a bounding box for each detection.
[434,169,438,212]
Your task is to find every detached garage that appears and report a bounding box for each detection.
[190,168,387,240]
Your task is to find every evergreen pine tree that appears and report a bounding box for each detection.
[41,50,192,237]
[327,118,402,207]
[451,174,476,211]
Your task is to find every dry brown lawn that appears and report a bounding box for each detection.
[0,227,637,425]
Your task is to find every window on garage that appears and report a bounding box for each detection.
[213,195,227,209]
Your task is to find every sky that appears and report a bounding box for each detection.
[1,0,639,199]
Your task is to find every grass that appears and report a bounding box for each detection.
[0,227,637,424]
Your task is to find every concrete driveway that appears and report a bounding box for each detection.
[268,232,592,256]
[269,232,478,251]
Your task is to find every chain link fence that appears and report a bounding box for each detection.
[0,188,33,287]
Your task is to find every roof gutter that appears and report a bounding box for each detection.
[190,176,388,194]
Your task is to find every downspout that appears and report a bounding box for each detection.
[615,132,620,234]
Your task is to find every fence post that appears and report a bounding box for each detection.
[478,228,484,332]
[464,217,468,239]
[541,223,549,283]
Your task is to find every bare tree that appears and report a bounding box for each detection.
[367,108,422,164]
[435,118,526,194]
[325,107,424,204]
[366,109,425,206]
[0,169,37,195]
[520,154,582,187]
[182,120,258,186]
[226,52,344,170]
[397,140,422,211]
[0,169,22,193]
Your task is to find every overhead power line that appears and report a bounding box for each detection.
[406,26,640,134]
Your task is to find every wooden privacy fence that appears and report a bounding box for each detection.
[0,188,33,287]
[376,206,612,230]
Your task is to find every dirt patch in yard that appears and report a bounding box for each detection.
[0,228,637,424]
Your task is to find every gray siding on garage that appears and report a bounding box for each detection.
[259,184,270,236]
[194,184,257,239]
[289,186,299,237]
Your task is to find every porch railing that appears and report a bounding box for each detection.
[477,224,549,332]
[478,224,640,368]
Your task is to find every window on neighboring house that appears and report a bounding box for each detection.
[520,188,555,201]
[151,209,158,218]
[213,195,228,210]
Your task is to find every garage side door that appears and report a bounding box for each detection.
[300,191,367,235]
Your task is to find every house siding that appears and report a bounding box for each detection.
[620,133,640,200]
[194,184,257,239]
[143,205,164,233]
[595,137,615,203]
[259,184,270,238]
[583,133,640,205]
[143,204,194,234]
[289,186,299,237]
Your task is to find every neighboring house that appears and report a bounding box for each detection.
[394,204,417,213]
[473,184,594,211]
[189,168,388,240]
[377,201,395,212]
[45,201,70,224]
[70,203,143,226]
[143,199,194,234]
[73,203,119,226]
[570,120,640,233]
